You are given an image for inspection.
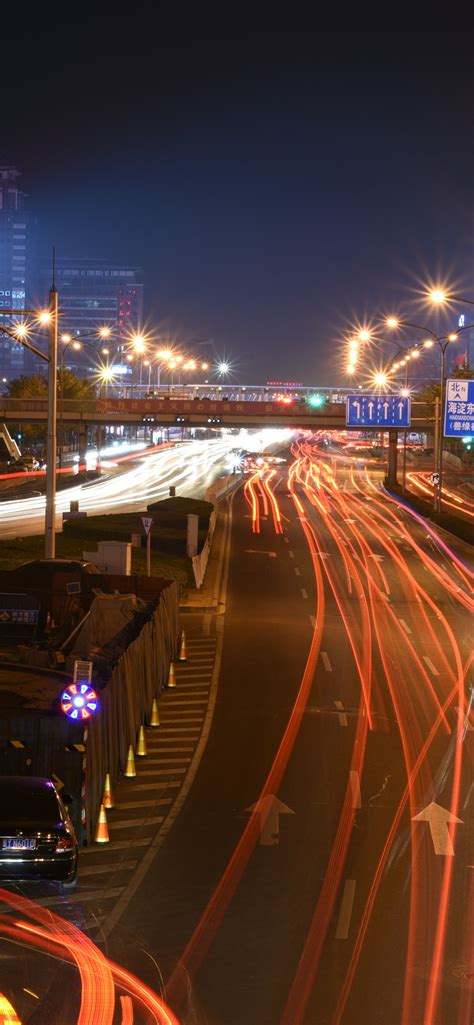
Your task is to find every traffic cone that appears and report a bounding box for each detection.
[178,631,187,662]
[124,744,136,778]
[150,698,160,727]
[102,772,114,809]
[167,663,176,688]
[94,803,109,843]
[136,725,147,757]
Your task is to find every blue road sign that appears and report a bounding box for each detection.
[346,394,411,428]
[444,378,474,437]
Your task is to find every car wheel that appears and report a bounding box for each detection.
[61,873,78,894]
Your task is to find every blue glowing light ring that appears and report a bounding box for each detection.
[60,682,99,720]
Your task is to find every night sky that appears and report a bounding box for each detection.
[2,18,473,384]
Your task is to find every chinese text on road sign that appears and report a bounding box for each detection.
[444,379,474,437]
[346,394,411,428]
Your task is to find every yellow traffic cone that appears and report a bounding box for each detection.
[167,662,176,688]
[136,725,147,757]
[178,631,187,662]
[150,698,160,727]
[94,803,109,843]
[102,772,114,809]
[124,744,136,777]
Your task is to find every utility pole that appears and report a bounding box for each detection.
[45,282,58,558]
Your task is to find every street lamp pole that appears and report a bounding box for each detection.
[45,284,58,558]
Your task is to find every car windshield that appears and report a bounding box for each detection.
[0,783,60,823]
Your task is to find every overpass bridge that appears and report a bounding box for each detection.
[0,395,435,431]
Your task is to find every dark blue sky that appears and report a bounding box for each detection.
[3,19,473,383]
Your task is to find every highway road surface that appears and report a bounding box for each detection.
[0,436,472,1024]
[0,430,290,539]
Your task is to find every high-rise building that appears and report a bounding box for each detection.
[0,166,39,379]
[38,257,144,375]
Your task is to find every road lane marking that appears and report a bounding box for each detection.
[80,860,138,877]
[300,588,308,599]
[136,768,187,777]
[294,567,301,576]
[335,879,356,939]
[108,816,165,829]
[288,550,294,558]
[398,618,412,635]
[81,838,152,855]
[284,536,289,543]
[334,699,348,726]
[33,888,125,908]
[309,615,316,628]
[321,652,332,672]
[350,770,361,808]
[422,656,440,676]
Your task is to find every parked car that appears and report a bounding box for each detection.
[0,777,78,891]
[8,455,41,472]
[17,558,101,575]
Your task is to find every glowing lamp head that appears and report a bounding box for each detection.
[411,349,419,358]
[346,364,355,375]
[61,333,72,343]
[448,333,458,342]
[386,317,399,328]
[423,339,434,348]
[400,388,410,397]
[429,289,447,304]
[374,372,387,387]
[358,329,371,342]
[38,311,51,325]
[99,326,111,338]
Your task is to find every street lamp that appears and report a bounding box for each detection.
[385,316,460,511]
[0,296,58,555]
[59,328,115,468]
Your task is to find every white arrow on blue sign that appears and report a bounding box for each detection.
[444,379,474,438]
[346,394,411,428]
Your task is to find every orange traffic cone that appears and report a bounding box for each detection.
[136,725,147,757]
[178,631,187,662]
[94,803,109,843]
[167,663,176,688]
[150,698,160,727]
[124,744,136,777]
[102,772,114,809]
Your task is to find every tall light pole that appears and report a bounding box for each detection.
[45,285,58,557]
[385,317,459,512]
[0,303,58,558]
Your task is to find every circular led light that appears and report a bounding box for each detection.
[61,683,98,720]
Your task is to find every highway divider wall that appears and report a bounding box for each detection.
[0,579,180,843]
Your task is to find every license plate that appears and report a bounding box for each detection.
[2,838,37,850]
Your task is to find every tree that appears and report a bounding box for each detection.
[416,363,473,402]
[6,371,96,450]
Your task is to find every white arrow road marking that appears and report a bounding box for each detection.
[321,652,332,672]
[246,794,295,845]
[422,656,439,676]
[335,879,356,939]
[334,699,348,726]
[350,771,361,808]
[412,802,463,856]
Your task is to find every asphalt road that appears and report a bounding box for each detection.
[107,444,472,1025]
[0,440,472,1024]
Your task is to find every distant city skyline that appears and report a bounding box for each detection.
[0,25,472,386]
